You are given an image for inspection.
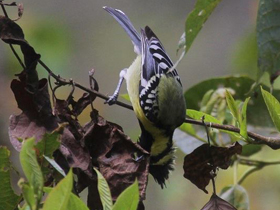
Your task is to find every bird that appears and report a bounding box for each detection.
[103,6,186,188]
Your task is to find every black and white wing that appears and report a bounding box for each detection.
[139,26,182,123]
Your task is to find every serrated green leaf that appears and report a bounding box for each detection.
[257,0,280,77]
[220,185,249,210]
[200,90,219,114]
[19,180,36,209]
[0,147,21,210]
[43,187,89,210]
[20,138,43,209]
[241,144,262,157]
[184,75,280,127]
[179,122,205,142]
[240,97,250,138]
[43,169,73,210]
[187,109,221,124]
[35,131,60,178]
[180,122,197,136]
[94,168,113,210]
[178,0,222,54]
[186,109,242,139]
[200,90,214,110]
[225,90,240,122]
[35,131,60,158]
[113,180,139,210]
[261,87,280,132]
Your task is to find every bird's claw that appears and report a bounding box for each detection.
[105,95,118,105]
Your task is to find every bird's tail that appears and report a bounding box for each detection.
[149,158,175,188]
[103,6,141,54]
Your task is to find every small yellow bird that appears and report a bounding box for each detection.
[104,6,186,188]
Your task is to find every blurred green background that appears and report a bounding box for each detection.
[1,0,280,209]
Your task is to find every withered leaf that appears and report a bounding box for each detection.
[54,99,84,139]
[0,15,40,87]
[59,128,91,174]
[9,112,48,151]
[69,93,92,117]
[16,3,24,21]
[9,79,57,151]
[82,110,149,202]
[201,194,237,210]
[0,15,24,43]
[11,79,53,118]
[183,142,242,193]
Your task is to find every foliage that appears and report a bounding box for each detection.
[256,0,280,82]
[1,0,280,210]
[0,147,21,210]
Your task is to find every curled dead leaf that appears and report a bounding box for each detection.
[183,142,242,193]
[201,194,237,210]
[82,110,149,201]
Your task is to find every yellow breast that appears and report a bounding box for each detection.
[125,56,170,158]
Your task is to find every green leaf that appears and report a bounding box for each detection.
[35,131,60,178]
[43,169,73,210]
[240,97,250,139]
[35,131,60,158]
[257,0,280,77]
[231,31,258,79]
[187,109,221,124]
[113,180,139,210]
[261,87,280,132]
[178,0,222,54]
[184,75,280,127]
[179,122,205,142]
[225,90,240,122]
[220,185,249,210]
[20,138,43,209]
[241,144,262,157]
[43,187,89,210]
[18,180,36,209]
[94,168,113,210]
[200,89,214,110]
[0,147,21,210]
[180,122,196,137]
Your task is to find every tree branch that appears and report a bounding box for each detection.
[184,118,280,149]
[39,58,280,149]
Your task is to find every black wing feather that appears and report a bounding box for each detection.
[139,26,181,123]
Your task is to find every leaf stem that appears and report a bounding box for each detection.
[238,167,260,185]
[1,4,26,69]
[237,157,280,184]
[233,160,238,185]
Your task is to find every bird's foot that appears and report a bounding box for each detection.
[105,94,118,105]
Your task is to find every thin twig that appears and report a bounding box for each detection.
[202,116,217,195]
[38,57,280,149]
[237,167,260,185]
[184,118,280,149]
[1,4,26,69]
[237,157,280,184]
[38,59,133,110]
[1,3,8,17]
